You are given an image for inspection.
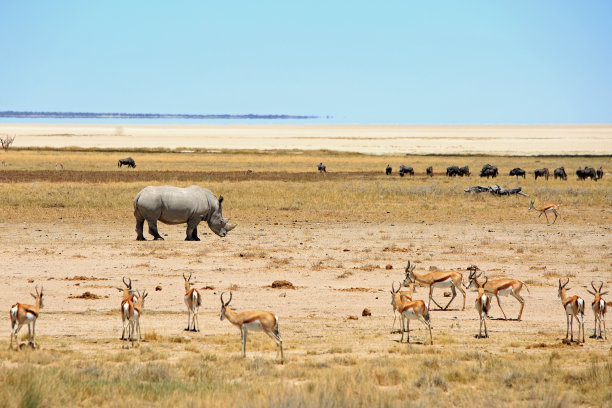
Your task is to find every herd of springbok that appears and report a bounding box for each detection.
[8,258,608,361]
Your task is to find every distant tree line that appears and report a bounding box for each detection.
[0,111,319,120]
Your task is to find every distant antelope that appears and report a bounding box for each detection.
[318,162,326,174]
[183,273,202,332]
[475,277,491,338]
[586,281,607,339]
[9,286,44,350]
[529,200,559,224]
[390,280,416,333]
[55,162,64,170]
[220,292,284,363]
[390,284,432,344]
[465,266,529,321]
[117,277,137,340]
[123,290,147,349]
[403,260,466,311]
[558,279,585,343]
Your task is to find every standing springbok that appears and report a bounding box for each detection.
[465,266,529,321]
[183,273,202,332]
[219,292,284,363]
[390,279,416,333]
[558,279,585,343]
[586,281,607,339]
[390,285,432,344]
[123,290,148,349]
[117,277,137,340]
[475,277,491,338]
[9,286,44,350]
[529,200,560,224]
[403,260,466,311]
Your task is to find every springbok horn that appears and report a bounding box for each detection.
[391,281,397,293]
[591,281,598,292]
[189,272,192,281]
[484,277,488,286]
[396,281,402,293]
[183,273,187,281]
[220,292,225,304]
[226,291,233,306]
[599,281,604,292]
[143,290,148,299]
[564,278,570,287]
[406,260,410,270]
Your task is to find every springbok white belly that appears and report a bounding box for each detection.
[432,278,454,288]
[565,303,574,315]
[402,308,420,320]
[243,320,264,332]
[497,287,513,296]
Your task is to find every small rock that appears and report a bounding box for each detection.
[271,280,295,289]
[28,279,34,283]
[155,285,162,291]
[347,315,358,320]
[443,291,452,297]
[362,308,372,317]
[385,264,393,270]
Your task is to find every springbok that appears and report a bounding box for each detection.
[219,292,284,363]
[55,162,64,170]
[117,277,137,340]
[465,266,529,321]
[586,281,607,339]
[529,200,560,224]
[558,279,585,343]
[403,260,466,311]
[390,280,416,333]
[9,286,44,350]
[475,277,491,338]
[183,273,202,332]
[123,290,148,349]
[390,286,432,344]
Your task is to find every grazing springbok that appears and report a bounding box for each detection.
[219,292,284,363]
[10,286,44,350]
[403,260,466,311]
[117,277,137,340]
[586,281,607,339]
[558,279,585,343]
[123,290,148,348]
[475,277,491,338]
[390,280,416,333]
[55,162,64,170]
[390,285,432,344]
[465,267,529,321]
[183,273,202,332]
[529,200,559,224]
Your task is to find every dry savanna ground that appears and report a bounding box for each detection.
[0,149,611,407]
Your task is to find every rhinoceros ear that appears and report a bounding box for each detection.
[218,196,224,204]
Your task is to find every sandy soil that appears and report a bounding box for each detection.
[2,123,612,155]
[1,219,610,357]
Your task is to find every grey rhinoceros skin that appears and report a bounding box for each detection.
[133,185,236,241]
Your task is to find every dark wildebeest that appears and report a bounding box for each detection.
[386,164,392,176]
[446,166,460,177]
[399,165,414,177]
[596,167,604,180]
[553,167,567,180]
[118,157,136,168]
[480,164,498,178]
[577,167,597,180]
[509,168,526,179]
[459,166,470,176]
[426,166,433,177]
[534,168,549,180]
[317,163,326,173]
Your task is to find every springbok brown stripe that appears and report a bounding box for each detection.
[24,308,38,318]
[433,275,453,284]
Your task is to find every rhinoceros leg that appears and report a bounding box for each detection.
[147,219,164,240]
[185,219,201,241]
[135,218,146,241]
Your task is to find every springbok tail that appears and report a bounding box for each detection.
[523,282,531,294]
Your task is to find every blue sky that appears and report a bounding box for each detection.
[1,1,611,124]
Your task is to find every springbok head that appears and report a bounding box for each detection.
[587,281,608,298]
[183,273,193,290]
[31,285,44,307]
[403,260,416,284]
[465,266,482,289]
[558,278,570,297]
[220,291,233,321]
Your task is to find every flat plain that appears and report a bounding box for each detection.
[0,147,611,407]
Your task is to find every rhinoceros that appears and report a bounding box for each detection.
[134,185,236,241]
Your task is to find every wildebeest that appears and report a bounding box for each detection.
[317,163,326,173]
[576,167,597,180]
[509,168,525,179]
[446,166,460,177]
[534,168,549,180]
[480,164,498,178]
[596,167,604,180]
[459,166,470,176]
[399,165,414,177]
[553,167,567,180]
[426,166,433,177]
[133,185,236,241]
[386,164,392,175]
[118,157,136,168]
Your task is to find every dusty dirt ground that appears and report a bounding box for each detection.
[1,218,610,358]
